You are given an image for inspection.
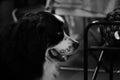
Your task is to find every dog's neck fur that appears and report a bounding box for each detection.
[41,58,59,80]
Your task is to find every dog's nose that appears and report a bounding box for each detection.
[73,42,79,49]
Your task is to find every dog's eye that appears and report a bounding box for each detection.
[47,31,64,47]
[57,32,62,35]
[57,32,60,35]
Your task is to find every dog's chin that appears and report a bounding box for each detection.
[46,48,71,62]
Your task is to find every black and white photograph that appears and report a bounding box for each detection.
[0,0,120,80]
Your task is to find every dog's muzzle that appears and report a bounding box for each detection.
[46,33,79,62]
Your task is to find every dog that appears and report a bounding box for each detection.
[0,11,79,80]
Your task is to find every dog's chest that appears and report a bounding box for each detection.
[42,60,59,80]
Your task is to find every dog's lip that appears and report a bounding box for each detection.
[48,49,68,62]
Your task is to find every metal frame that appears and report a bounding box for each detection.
[84,20,120,80]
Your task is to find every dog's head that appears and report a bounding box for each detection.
[12,11,79,62]
[39,12,79,62]
[46,31,79,62]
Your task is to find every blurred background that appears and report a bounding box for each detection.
[0,0,46,35]
[0,0,120,80]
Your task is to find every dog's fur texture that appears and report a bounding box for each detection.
[0,11,79,80]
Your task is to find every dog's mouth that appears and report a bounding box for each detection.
[46,34,79,62]
[48,48,71,62]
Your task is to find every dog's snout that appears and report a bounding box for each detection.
[73,42,79,49]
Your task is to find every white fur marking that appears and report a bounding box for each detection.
[42,58,59,80]
[54,14,64,23]
[42,49,59,80]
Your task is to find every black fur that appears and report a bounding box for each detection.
[0,12,64,80]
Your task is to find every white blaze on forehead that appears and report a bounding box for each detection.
[54,14,64,23]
